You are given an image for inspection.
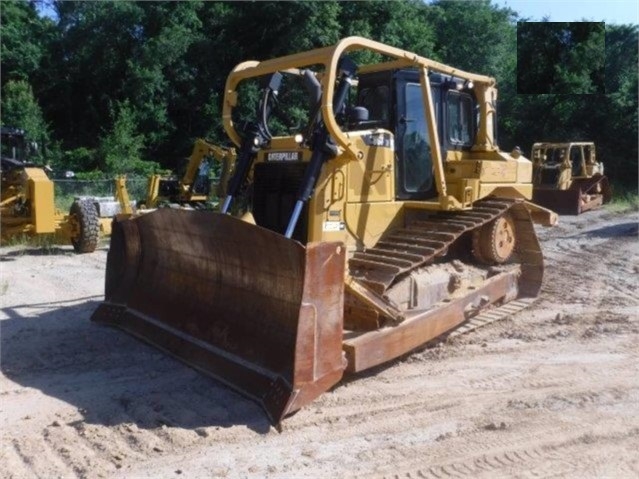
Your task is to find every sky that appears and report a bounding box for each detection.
[36,1,639,25]
[498,0,639,24]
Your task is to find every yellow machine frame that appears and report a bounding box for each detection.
[531,141,603,189]
[144,139,236,208]
[92,37,557,425]
[222,36,551,250]
[1,167,132,251]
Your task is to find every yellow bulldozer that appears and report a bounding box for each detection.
[531,141,612,214]
[1,127,132,252]
[92,37,556,424]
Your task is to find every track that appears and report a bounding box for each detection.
[446,297,536,338]
[350,198,517,291]
[348,198,543,323]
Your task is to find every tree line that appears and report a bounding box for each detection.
[1,0,637,186]
[517,21,605,94]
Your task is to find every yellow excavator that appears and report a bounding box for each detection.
[93,37,556,425]
[142,139,236,209]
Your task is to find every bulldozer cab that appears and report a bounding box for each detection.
[242,67,461,242]
[531,142,606,190]
[354,70,481,201]
[220,38,508,252]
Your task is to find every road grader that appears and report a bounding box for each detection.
[93,37,556,425]
[1,127,130,252]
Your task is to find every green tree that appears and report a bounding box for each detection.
[1,79,50,157]
[0,0,49,87]
[43,1,145,149]
[600,24,638,182]
[517,21,605,94]
[0,0,631,188]
[428,0,518,76]
[340,0,435,56]
[98,100,156,175]
[123,2,204,152]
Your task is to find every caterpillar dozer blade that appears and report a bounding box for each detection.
[533,174,612,215]
[91,209,346,424]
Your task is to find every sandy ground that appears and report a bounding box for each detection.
[1,206,638,479]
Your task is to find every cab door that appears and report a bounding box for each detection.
[394,73,439,200]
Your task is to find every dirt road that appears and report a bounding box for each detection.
[1,207,638,479]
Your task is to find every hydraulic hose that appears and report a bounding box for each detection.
[221,72,283,214]
[284,57,357,239]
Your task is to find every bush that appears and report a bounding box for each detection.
[607,183,639,213]
[56,147,99,175]
[99,100,159,175]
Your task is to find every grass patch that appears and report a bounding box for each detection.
[607,184,639,213]
[55,193,76,212]
[1,233,64,254]
[1,233,32,250]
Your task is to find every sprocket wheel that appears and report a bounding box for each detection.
[472,213,516,264]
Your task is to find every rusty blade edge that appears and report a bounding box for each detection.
[91,302,295,425]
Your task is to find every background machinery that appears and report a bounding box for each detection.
[93,37,556,424]
[531,141,612,214]
[142,139,236,209]
[1,126,130,252]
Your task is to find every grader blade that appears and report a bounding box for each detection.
[92,210,346,424]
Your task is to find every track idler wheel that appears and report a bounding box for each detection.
[472,212,516,264]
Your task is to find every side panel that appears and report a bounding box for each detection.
[25,168,56,234]
[308,134,398,249]
[343,202,404,251]
[444,153,534,203]
[346,136,394,203]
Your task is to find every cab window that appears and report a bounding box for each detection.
[402,83,433,193]
[447,91,473,146]
[358,85,390,127]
